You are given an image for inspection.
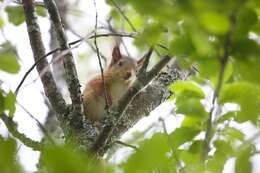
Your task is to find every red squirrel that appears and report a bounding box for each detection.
[83,45,144,121]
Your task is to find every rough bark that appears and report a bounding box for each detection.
[75,59,184,155]
[22,0,67,117]
[17,0,186,157]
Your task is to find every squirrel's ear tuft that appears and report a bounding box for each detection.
[111,45,122,64]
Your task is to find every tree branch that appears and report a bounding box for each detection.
[202,15,236,158]
[14,32,135,108]
[15,48,60,95]
[44,0,83,115]
[111,0,137,32]
[1,113,44,151]
[91,54,171,154]
[93,0,110,112]
[114,140,138,151]
[22,0,67,116]
[17,102,55,145]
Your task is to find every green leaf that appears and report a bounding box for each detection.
[181,116,203,129]
[232,38,260,59]
[176,96,208,119]
[235,146,252,173]
[0,16,4,28]
[0,137,22,173]
[135,22,164,46]
[0,52,20,73]
[216,111,238,123]
[219,82,260,124]
[36,6,47,17]
[189,140,204,154]
[234,56,260,85]
[169,127,200,149]
[198,58,233,86]
[199,12,230,35]
[124,9,144,31]
[41,145,99,173]
[5,92,16,117]
[5,6,25,26]
[207,140,233,173]
[190,29,212,56]
[123,133,171,173]
[179,146,203,172]
[233,7,258,40]
[221,127,244,141]
[179,149,202,166]
[0,41,20,74]
[169,81,205,98]
[170,35,194,57]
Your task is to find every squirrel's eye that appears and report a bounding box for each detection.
[118,61,123,66]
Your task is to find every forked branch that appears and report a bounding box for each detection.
[91,48,171,154]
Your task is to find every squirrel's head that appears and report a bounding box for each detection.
[108,45,144,82]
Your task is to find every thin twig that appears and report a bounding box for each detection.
[109,0,162,57]
[159,117,168,134]
[202,15,236,158]
[15,32,133,95]
[17,44,81,94]
[68,26,108,66]
[107,18,131,57]
[93,0,110,113]
[88,32,136,40]
[16,102,55,145]
[15,48,60,95]
[114,140,139,151]
[110,0,137,32]
[1,113,44,151]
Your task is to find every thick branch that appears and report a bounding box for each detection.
[22,0,67,116]
[1,113,44,151]
[59,57,182,154]
[91,55,171,154]
[44,0,83,115]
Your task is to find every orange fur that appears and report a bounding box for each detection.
[83,45,143,121]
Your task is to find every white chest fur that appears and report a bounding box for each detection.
[110,81,129,103]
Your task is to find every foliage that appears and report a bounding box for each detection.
[0,136,23,173]
[0,0,260,173]
[0,41,20,74]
